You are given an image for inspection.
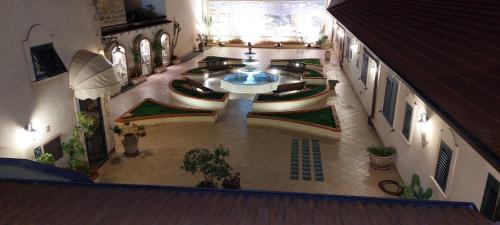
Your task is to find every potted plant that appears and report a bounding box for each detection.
[153,40,166,73]
[130,49,147,85]
[222,172,241,189]
[169,18,182,65]
[181,145,232,188]
[36,152,55,165]
[367,146,395,170]
[401,174,433,200]
[112,122,146,156]
[63,112,95,173]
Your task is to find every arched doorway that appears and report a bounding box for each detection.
[139,39,152,75]
[110,44,128,87]
[160,33,170,66]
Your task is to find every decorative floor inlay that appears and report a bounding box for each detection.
[290,138,300,180]
[302,139,311,181]
[312,140,324,181]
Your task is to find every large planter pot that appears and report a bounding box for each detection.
[122,134,139,157]
[171,57,182,65]
[369,154,393,170]
[131,75,147,86]
[153,66,167,73]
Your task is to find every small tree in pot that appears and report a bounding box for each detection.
[181,145,232,188]
[63,112,96,174]
[112,122,146,156]
[169,18,182,65]
[367,146,395,170]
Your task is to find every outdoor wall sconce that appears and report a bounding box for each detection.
[417,113,430,147]
[370,63,378,74]
[24,122,37,133]
[223,61,228,65]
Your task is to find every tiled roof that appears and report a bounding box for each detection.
[0,180,490,225]
[328,0,500,170]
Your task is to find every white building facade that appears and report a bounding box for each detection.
[334,21,500,213]
[0,0,116,167]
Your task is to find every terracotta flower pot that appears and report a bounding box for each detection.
[122,133,139,156]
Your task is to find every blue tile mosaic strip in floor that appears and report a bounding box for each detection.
[290,138,300,180]
[312,140,324,181]
[302,139,311,180]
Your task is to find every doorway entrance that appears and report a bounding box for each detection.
[79,98,108,168]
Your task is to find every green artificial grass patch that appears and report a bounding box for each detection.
[257,85,327,101]
[201,56,240,62]
[303,69,324,78]
[172,80,226,100]
[293,58,322,66]
[256,107,336,128]
[185,67,207,74]
[131,100,211,117]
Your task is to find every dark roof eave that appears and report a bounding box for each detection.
[101,18,172,36]
[328,4,500,171]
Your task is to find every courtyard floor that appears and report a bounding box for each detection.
[98,47,402,197]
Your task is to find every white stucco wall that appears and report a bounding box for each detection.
[0,0,103,159]
[164,0,202,57]
[338,27,500,209]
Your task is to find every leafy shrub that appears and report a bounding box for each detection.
[367,146,395,157]
[181,145,232,188]
[401,174,433,200]
[222,172,241,189]
[36,153,55,165]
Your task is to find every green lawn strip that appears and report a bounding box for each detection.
[131,100,212,117]
[201,56,241,62]
[257,85,326,101]
[303,69,324,78]
[272,58,322,67]
[255,107,336,128]
[268,65,324,78]
[294,58,322,66]
[172,80,226,100]
[185,67,207,74]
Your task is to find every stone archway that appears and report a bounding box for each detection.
[105,42,129,87]
[133,35,152,75]
[155,30,171,67]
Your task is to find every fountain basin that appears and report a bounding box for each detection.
[220,72,280,93]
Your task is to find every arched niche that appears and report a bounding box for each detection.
[104,42,129,87]
[154,30,171,66]
[133,35,152,76]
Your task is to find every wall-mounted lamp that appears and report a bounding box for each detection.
[295,63,300,67]
[417,113,430,147]
[204,72,210,79]
[370,62,378,74]
[24,122,37,133]
[223,61,228,65]
[337,29,345,38]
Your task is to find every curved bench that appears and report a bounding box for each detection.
[169,80,229,109]
[115,98,217,126]
[253,84,330,111]
[247,106,341,140]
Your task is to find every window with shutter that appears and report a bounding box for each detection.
[382,75,398,126]
[401,103,413,141]
[434,142,453,191]
[360,53,369,86]
[344,37,351,60]
[30,43,67,81]
[481,174,499,221]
